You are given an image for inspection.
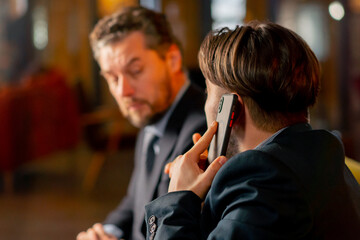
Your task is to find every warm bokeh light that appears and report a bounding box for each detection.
[350,0,360,13]
[97,0,137,17]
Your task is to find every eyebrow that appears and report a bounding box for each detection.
[125,57,142,68]
[100,56,143,76]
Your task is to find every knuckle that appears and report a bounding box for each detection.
[76,232,85,239]
[93,223,101,228]
[207,162,220,173]
[183,152,193,162]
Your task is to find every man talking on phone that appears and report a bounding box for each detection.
[144,21,360,239]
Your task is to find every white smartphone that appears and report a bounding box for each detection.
[208,94,240,164]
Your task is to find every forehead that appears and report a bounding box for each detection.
[98,31,148,68]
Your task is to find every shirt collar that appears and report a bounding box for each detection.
[254,126,288,150]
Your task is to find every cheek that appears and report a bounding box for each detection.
[107,82,116,95]
[106,83,127,113]
[205,99,217,126]
[147,67,171,104]
[108,82,122,102]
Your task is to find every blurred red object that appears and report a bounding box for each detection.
[0,68,81,171]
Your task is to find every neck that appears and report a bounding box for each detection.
[170,71,187,101]
[235,105,276,152]
[237,123,274,152]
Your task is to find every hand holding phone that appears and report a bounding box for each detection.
[208,94,240,164]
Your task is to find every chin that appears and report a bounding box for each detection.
[128,116,147,129]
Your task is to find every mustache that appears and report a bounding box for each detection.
[123,97,150,107]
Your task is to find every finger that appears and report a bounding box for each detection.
[203,156,228,183]
[167,155,183,178]
[87,228,99,240]
[193,133,208,160]
[189,121,218,156]
[76,232,87,240]
[93,223,106,236]
[199,153,207,160]
[200,145,209,159]
[192,133,202,144]
[164,162,171,175]
[168,160,176,179]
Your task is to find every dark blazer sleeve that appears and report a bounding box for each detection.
[102,131,145,239]
[144,150,312,240]
[102,177,135,238]
[145,191,203,240]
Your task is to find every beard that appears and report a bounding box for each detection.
[225,131,240,159]
[123,71,173,128]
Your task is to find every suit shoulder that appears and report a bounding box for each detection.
[220,150,277,172]
[171,84,207,134]
[213,150,282,186]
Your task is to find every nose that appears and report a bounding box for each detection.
[117,75,135,97]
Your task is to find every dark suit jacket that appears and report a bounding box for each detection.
[104,84,207,240]
[145,123,360,239]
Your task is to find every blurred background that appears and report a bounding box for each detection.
[0,0,359,239]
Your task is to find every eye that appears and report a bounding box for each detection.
[129,65,143,77]
[100,71,118,84]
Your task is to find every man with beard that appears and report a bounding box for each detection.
[77,6,206,240]
[144,21,360,239]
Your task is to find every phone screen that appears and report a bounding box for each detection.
[208,94,239,164]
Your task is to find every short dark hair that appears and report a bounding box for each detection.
[90,6,180,60]
[199,21,320,131]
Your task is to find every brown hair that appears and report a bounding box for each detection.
[89,6,180,60]
[199,21,320,131]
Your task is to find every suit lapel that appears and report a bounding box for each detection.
[135,129,146,166]
[143,129,177,202]
[141,85,196,202]
[132,84,206,237]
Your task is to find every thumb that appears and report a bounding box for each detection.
[192,133,202,144]
[203,156,228,183]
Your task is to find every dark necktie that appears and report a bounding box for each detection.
[144,131,159,174]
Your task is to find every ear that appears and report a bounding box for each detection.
[233,93,243,113]
[232,93,245,124]
[166,44,182,73]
